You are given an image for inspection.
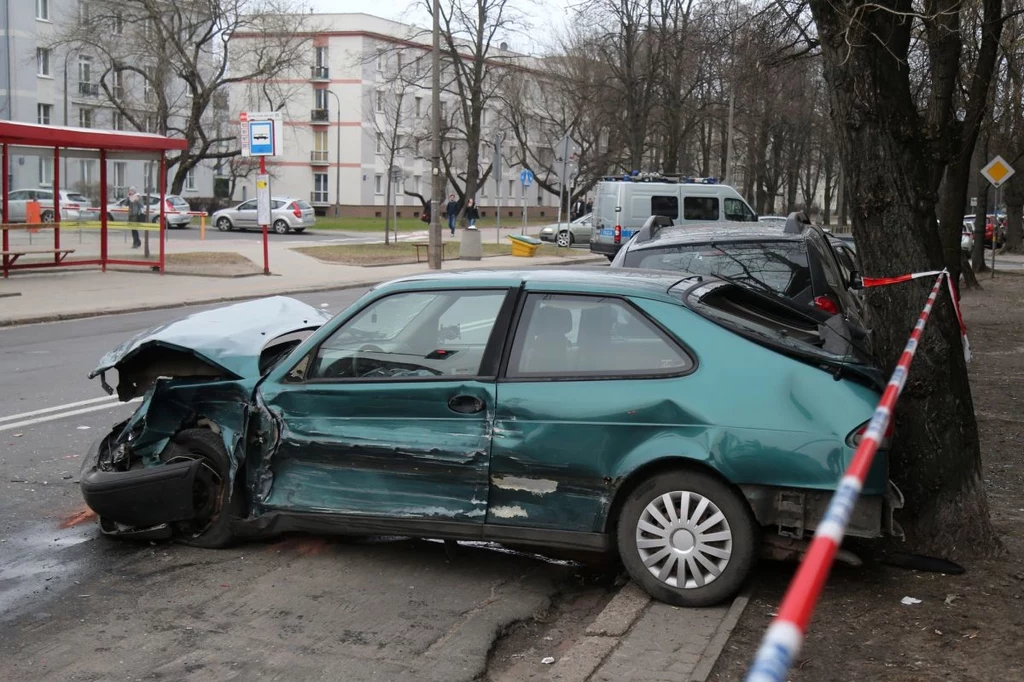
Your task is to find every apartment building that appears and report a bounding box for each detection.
[228,13,558,218]
[0,0,214,202]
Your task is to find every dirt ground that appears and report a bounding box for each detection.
[710,274,1024,681]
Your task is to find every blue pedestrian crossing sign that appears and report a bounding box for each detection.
[520,169,533,187]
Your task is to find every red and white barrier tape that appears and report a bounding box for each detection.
[745,270,956,682]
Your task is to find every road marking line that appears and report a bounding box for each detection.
[0,398,142,433]
[0,395,120,424]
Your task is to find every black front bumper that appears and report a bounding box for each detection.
[80,434,200,531]
[589,241,621,256]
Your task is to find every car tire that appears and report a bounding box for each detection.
[615,469,758,607]
[216,217,232,231]
[556,231,574,248]
[273,219,289,234]
[160,428,241,549]
[41,209,54,223]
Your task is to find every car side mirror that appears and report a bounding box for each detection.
[849,271,863,289]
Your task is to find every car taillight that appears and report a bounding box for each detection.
[813,295,839,315]
[65,202,80,210]
[614,224,622,244]
[165,200,174,212]
[847,420,894,449]
[291,202,302,218]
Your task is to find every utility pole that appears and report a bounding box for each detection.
[428,0,442,269]
[326,90,342,218]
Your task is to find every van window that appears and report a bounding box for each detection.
[683,197,719,220]
[724,198,757,222]
[651,195,679,219]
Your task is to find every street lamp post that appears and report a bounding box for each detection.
[428,0,442,269]
[326,89,342,218]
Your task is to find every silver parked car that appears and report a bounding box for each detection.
[538,213,592,247]
[107,194,193,229]
[5,188,88,222]
[213,197,316,234]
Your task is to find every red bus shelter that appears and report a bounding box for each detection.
[1,121,188,277]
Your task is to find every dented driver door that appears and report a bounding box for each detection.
[253,289,513,525]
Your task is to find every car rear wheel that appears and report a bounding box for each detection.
[159,428,241,549]
[41,209,54,223]
[556,231,574,248]
[216,217,232,231]
[273,219,289,234]
[616,470,757,607]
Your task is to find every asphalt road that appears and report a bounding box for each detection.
[0,290,585,681]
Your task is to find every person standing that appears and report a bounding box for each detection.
[126,186,143,248]
[445,194,460,236]
[571,197,584,221]
[585,197,593,215]
[464,198,479,228]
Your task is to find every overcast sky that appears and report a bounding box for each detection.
[304,0,575,55]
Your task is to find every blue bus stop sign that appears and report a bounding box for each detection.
[520,169,534,187]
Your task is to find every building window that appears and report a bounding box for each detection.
[440,100,447,117]
[376,49,385,71]
[112,69,125,99]
[508,179,514,197]
[113,11,123,34]
[78,56,92,87]
[40,157,53,185]
[112,112,124,130]
[185,168,196,191]
[80,160,96,185]
[113,161,127,198]
[37,104,52,125]
[481,179,488,197]
[396,51,403,72]
[314,87,329,111]
[375,90,384,113]
[143,162,155,192]
[395,134,404,157]
[376,133,383,154]
[314,129,328,153]
[315,46,328,67]
[79,108,93,128]
[143,67,155,103]
[375,174,383,195]
[36,0,49,20]
[415,96,422,117]
[313,172,329,203]
[37,48,51,77]
[78,0,90,23]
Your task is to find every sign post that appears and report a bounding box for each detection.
[494,133,504,244]
[519,168,533,235]
[240,111,283,275]
[981,155,1016,279]
[555,133,580,233]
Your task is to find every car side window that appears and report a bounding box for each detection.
[507,294,693,378]
[683,196,719,220]
[8,190,26,200]
[307,290,508,381]
[271,200,286,209]
[36,190,52,201]
[724,198,757,222]
[238,200,256,210]
[651,195,679,219]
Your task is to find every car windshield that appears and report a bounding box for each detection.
[624,241,811,299]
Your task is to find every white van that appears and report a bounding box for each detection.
[589,174,757,259]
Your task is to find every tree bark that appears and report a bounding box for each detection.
[809,0,999,557]
[1002,176,1023,252]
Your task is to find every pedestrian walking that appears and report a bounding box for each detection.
[445,194,459,236]
[464,198,479,228]
[571,197,585,221]
[585,197,593,215]
[126,186,143,248]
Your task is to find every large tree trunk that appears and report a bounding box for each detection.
[809,0,998,557]
[1003,175,1023,252]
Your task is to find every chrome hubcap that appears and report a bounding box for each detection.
[557,233,570,247]
[636,491,732,589]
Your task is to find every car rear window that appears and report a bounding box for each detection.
[67,193,89,203]
[624,241,812,300]
[296,200,313,210]
[169,197,190,208]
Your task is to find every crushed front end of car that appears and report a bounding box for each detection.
[79,297,330,540]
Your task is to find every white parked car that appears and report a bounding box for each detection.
[5,188,89,222]
[212,197,316,234]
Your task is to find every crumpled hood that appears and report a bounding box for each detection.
[90,297,332,396]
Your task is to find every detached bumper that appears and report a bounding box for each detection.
[589,241,621,257]
[80,434,200,531]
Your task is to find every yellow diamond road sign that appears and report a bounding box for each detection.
[981,155,1015,188]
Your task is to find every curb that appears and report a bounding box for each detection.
[690,586,753,682]
[0,257,607,328]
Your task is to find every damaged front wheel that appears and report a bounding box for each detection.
[161,428,241,548]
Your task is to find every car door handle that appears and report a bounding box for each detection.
[447,395,486,414]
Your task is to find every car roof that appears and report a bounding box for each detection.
[377,268,695,304]
[630,222,807,251]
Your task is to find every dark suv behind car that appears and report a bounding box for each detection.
[609,213,869,334]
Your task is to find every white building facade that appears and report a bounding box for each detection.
[0,0,215,203]
[228,13,560,218]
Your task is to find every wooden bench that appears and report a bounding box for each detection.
[413,242,429,262]
[1,247,76,267]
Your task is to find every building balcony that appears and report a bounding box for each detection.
[310,191,330,205]
[310,66,330,81]
[310,108,330,124]
[310,150,330,165]
[78,82,100,97]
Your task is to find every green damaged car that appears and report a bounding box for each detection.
[80,269,902,606]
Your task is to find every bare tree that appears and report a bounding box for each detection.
[51,0,313,194]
